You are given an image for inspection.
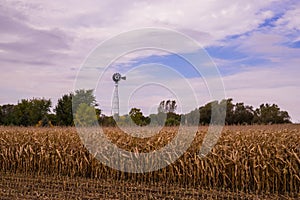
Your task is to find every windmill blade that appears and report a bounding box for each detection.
[121,76,126,80]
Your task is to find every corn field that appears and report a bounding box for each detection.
[0,125,299,199]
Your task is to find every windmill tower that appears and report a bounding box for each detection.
[112,73,126,119]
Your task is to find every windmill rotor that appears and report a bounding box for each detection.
[112,73,126,83]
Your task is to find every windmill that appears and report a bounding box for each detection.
[112,73,126,119]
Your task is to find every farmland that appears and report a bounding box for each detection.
[0,125,299,199]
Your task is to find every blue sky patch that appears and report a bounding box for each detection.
[258,13,284,28]
[206,45,247,60]
[114,53,204,79]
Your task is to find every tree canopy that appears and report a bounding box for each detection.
[184,99,291,125]
[55,93,73,126]
[0,92,292,127]
[0,98,51,126]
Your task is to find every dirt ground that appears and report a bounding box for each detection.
[0,172,297,200]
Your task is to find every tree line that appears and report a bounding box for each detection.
[0,89,291,127]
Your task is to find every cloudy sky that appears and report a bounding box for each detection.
[1,0,300,122]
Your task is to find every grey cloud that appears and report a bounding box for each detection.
[0,4,72,67]
[0,57,54,66]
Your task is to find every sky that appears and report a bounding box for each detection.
[1,0,300,122]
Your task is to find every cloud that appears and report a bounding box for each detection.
[275,2,300,31]
[0,5,72,60]
[3,0,279,43]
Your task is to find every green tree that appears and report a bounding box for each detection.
[150,112,167,126]
[184,108,200,125]
[199,101,216,125]
[256,103,291,124]
[72,89,98,114]
[157,100,180,126]
[47,113,57,126]
[55,89,98,126]
[158,100,177,113]
[99,115,116,126]
[30,98,52,124]
[14,98,52,126]
[116,114,131,126]
[0,104,15,125]
[14,99,31,125]
[74,103,98,127]
[129,108,150,126]
[199,99,227,125]
[233,103,254,125]
[219,98,234,125]
[165,112,181,126]
[55,93,74,126]
[158,101,166,113]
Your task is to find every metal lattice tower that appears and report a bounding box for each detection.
[112,73,126,119]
